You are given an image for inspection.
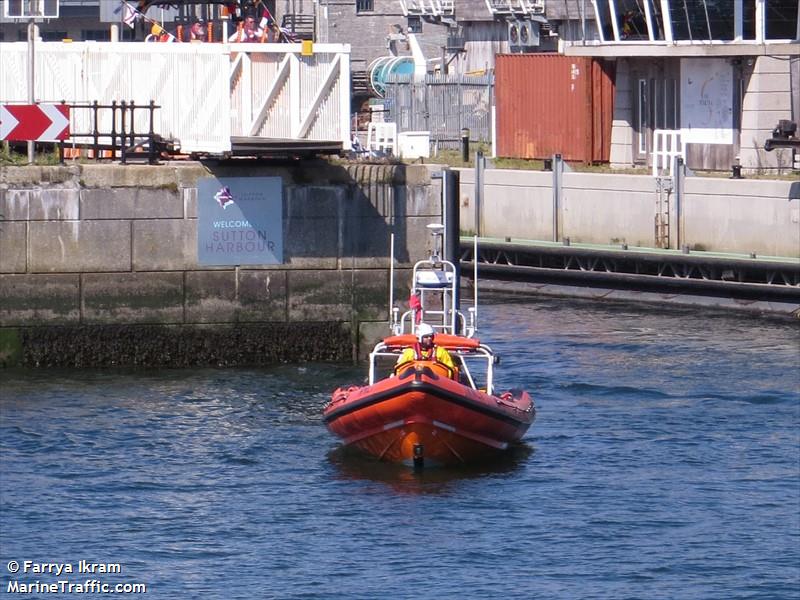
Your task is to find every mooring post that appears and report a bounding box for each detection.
[674,155,684,251]
[460,128,470,163]
[444,169,461,325]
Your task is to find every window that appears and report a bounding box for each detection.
[766,0,799,39]
[356,0,374,13]
[4,0,59,18]
[82,30,111,41]
[667,0,735,40]
[40,31,68,41]
[654,0,797,42]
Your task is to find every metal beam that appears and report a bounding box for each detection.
[460,239,800,303]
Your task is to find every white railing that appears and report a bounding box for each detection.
[652,129,683,176]
[485,0,545,15]
[0,41,351,154]
[399,0,455,16]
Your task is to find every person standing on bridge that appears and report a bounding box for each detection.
[229,15,261,42]
[188,20,206,42]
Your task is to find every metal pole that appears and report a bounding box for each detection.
[27,19,35,164]
[148,100,156,165]
[701,0,713,40]
[674,155,683,250]
[643,0,656,40]
[472,235,478,332]
[552,154,561,242]
[444,169,461,329]
[389,233,395,325]
[474,150,484,237]
[581,0,586,43]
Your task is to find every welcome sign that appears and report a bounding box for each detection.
[197,176,283,265]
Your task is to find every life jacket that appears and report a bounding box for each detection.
[413,342,434,361]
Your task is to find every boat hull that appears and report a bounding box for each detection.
[324,362,534,466]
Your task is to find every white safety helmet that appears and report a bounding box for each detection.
[416,323,434,342]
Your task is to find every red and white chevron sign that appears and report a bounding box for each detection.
[0,104,70,142]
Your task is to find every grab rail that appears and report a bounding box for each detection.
[58,100,166,164]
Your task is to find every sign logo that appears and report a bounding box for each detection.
[197,177,283,266]
[214,186,235,210]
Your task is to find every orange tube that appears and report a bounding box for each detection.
[383,333,480,350]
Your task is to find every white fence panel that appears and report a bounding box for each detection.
[229,44,350,147]
[0,42,230,153]
[0,41,351,154]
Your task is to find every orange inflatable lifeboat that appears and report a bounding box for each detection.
[325,226,535,467]
[324,332,535,467]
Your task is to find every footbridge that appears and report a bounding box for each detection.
[0,41,351,158]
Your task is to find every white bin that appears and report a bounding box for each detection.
[397,131,431,159]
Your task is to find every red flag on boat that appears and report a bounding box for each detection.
[409,291,422,324]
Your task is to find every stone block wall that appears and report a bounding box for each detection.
[0,162,441,367]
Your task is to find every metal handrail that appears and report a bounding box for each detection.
[58,100,165,164]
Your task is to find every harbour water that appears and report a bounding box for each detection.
[1,297,798,599]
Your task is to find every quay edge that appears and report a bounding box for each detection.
[0,162,442,368]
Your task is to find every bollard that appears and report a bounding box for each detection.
[460,128,470,163]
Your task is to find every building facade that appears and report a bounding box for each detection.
[2,0,798,172]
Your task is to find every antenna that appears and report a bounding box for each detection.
[389,233,395,325]
[427,223,444,261]
[473,235,478,333]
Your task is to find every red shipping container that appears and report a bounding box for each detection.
[495,54,615,163]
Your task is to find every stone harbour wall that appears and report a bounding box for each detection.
[0,162,442,367]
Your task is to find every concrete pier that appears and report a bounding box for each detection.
[459,168,800,258]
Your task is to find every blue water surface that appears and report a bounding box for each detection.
[1,297,798,599]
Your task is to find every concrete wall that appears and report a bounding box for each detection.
[0,162,441,367]
[740,56,797,172]
[459,168,800,258]
[609,58,634,169]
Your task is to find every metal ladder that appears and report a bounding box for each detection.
[655,176,672,249]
